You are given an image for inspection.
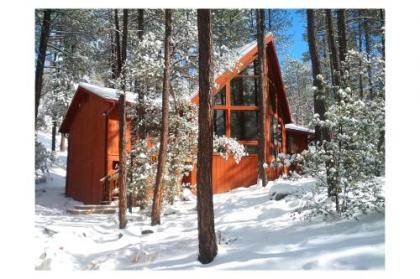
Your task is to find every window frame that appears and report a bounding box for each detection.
[213,58,260,154]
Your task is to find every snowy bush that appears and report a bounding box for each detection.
[300,89,385,219]
[127,138,160,210]
[271,152,304,175]
[35,141,55,180]
[213,135,247,164]
[127,100,198,208]
[293,178,384,221]
[164,101,198,204]
[299,51,385,219]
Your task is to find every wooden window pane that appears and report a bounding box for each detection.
[214,86,226,105]
[231,111,258,140]
[230,60,259,106]
[213,110,226,136]
[231,78,259,106]
[242,59,260,75]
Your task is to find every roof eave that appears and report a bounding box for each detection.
[191,33,274,104]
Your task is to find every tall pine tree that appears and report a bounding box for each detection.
[196,9,218,264]
[35,10,52,123]
[117,9,129,229]
[151,9,172,226]
[256,9,268,186]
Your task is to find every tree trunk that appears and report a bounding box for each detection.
[325,9,340,88]
[151,9,172,226]
[35,10,52,123]
[136,9,146,139]
[60,132,66,151]
[363,15,374,98]
[110,29,118,84]
[267,9,272,30]
[51,119,57,152]
[114,9,122,78]
[309,10,337,208]
[121,10,128,68]
[336,9,348,67]
[117,9,129,230]
[307,10,329,142]
[256,9,268,186]
[118,94,128,229]
[196,9,218,264]
[358,12,364,99]
[137,9,144,41]
[379,9,385,60]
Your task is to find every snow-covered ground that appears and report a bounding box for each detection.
[35,131,385,270]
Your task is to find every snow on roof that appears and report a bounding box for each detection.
[189,33,273,100]
[234,32,273,57]
[79,82,138,103]
[285,123,315,134]
[234,38,257,57]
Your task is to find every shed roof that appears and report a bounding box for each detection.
[285,123,315,134]
[59,83,137,133]
[78,82,138,103]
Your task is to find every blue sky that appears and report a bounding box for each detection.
[286,10,307,60]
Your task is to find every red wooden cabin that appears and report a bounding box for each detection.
[60,33,313,204]
[59,83,135,204]
[188,33,314,193]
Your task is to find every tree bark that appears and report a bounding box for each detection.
[151,9,172,226]
[307,10,329,142]
[137,9,144,41]
[363,15,374,98]
[117,9,129,230]
[267,9,272,30]
[118,94,128,229]
[325,9,340,88]
[256,9,268,186]
[336,10,348,67]
[196,9,218,264]
[358,11,364,99]
[35,10,52,123]
[110,29,118,84]
[114,9,122,78]
[121,10,128,68]
[309,10,338,208]
[379,9,385,60]
[51,119,57,152]
[60,133,66,151]
[136,9,146,139]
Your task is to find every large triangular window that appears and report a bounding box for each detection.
[213,59,260,154]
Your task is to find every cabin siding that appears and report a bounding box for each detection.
[287,132,311,154]
[66,90,108,204]
[64,88,133,204]
[106,106,132,178]
[212,155,258,193]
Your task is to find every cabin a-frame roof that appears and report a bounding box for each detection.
[191,33,292,124]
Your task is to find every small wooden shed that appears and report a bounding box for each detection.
[59,83,136,204]
[60,33,313,204]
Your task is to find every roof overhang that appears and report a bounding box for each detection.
[59,83,136,133]
[190,33,292,124]
[190,33,274,104]
[285,123,315,135]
